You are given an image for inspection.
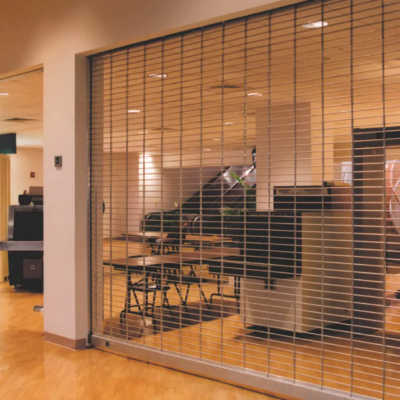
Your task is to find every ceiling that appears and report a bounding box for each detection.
[92,0,400,160]
[0,69,43,148]
[1,1,395,156]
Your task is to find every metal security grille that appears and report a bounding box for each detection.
[90,0,400,398]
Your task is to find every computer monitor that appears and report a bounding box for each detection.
[0,133,16,154]
[11,206,43,241]
[29,187,43,196]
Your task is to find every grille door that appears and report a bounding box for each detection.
[90,1,400,398]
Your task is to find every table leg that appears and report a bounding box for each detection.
[120,271,133,333]
[144,273,150,314]
[210,274,240,304]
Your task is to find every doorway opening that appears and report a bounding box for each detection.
[0,69,44,296]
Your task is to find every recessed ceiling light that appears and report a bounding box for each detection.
[247,92,263,97]
[302,21,328,29]
[211,84,241,90]
[0,93,9,96]
[224,122,235,125]
[148,73,168,78]
[128,109,141,113]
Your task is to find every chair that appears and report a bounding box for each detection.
[208,258,243,304]
[154,223,188,255]
[120,274,171,331]
[154,233,186,254]
[116,256,172,332]
[160,230,211,309]
[165,266,210,308]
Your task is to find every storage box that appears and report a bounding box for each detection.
[23,259,43,280]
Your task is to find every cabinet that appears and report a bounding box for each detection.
[240,211,352,332]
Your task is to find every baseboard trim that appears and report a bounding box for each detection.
[44,332,87,350]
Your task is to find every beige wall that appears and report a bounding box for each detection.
[0,0,303,78]
[0,0,304,343]
[163,149,253,169]
[9,148,43,205]
[103,152,140,238]
[103,152,223,238]
[256,103,312,210]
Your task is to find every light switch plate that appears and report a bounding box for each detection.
[55,156,62,167]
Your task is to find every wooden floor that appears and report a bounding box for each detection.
[0,282,278,400]
[98,271,400,400]
[95,240,400,400]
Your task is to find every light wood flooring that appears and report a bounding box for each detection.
[96,241,400,400]
[0,282,278,400]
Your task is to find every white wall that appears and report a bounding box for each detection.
[163,148,253,169]
[0,0,304,344]
[103,152,140,238]
[103,152,226,238]
[9,148,43,205]
[256,103,312,210]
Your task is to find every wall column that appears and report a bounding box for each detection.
[256,102,312,211]
[43,52,89,349]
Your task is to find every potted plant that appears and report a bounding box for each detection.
[221,171,256,238]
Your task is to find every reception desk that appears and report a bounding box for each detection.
[4,205,44,287]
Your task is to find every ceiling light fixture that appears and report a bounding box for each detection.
[204,149,211,151]
[211,84,241,90]
[247,92,263,97]
[148,73,168,78]
[224,122,235,125]
[128,109,141,113]
[302,21,328,29]
[4,118,36,122]
[0,93,9,96]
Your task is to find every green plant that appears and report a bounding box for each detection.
[220,207,242,216]
[149,200,181,232]
[222,171,256,213]
[230,171,246,190]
